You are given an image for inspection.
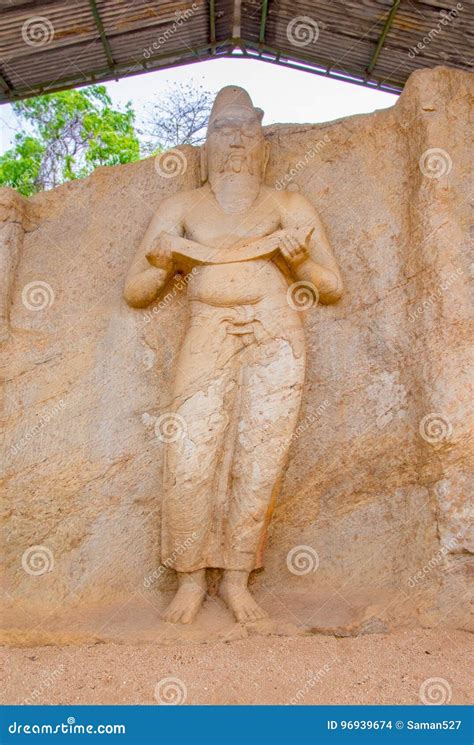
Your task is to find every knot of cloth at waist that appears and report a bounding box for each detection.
[188,297,304,347]
[220,304,258,336]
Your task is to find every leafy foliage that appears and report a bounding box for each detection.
[0,86,140,196]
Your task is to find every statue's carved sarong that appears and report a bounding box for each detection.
[162,292,306,571]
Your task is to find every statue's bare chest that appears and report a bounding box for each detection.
[184,193,281,249]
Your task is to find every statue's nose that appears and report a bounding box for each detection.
[230,131,244,147]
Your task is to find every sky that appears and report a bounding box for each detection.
[0,57,398,154]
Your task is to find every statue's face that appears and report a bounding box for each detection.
[206,106,266,179]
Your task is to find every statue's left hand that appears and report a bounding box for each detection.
[279,229,310,268]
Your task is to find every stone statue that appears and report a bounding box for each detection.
[124,86,343,624]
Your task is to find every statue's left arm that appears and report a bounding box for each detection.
[278,191,343,305]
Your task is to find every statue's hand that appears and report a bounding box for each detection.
[279,228,310,268]
[146,234,173,272]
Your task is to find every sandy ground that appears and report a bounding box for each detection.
[1,628,472,706]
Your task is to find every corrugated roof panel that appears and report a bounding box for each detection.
[0,0,97,63]
[0,0,472,102]
[109,16,210,65]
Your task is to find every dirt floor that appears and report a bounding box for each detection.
[1,628,472,706]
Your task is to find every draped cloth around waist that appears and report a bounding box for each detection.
[161,294,306,572]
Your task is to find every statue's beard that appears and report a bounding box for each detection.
[207,146,264,212]
[209,162,262,213]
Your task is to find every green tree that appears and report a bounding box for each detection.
[0,86,140,196]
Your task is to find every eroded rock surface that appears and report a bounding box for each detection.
[1,67,472,645]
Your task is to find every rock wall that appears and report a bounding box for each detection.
[1,66,472,645]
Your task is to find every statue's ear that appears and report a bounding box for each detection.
[262,140,270,179]
[255,107,264,122]
[200,143,208,184]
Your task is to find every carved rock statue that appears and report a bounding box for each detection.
[124,86,343,624]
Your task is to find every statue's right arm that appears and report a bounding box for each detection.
[123,196,185,308]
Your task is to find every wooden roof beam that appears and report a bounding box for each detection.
[209,0,216,53]
[259,0,269,44]
[366,0,400,76]
[88,0,117,78]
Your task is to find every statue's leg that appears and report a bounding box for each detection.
[221,334,306,622]
[162,316,238,623]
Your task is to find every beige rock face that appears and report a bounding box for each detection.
[1,66,472,645]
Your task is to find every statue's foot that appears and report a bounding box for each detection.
[162,570,206,624]
[220,572,268,623]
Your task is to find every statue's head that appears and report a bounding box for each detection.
[201,86,270,185]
